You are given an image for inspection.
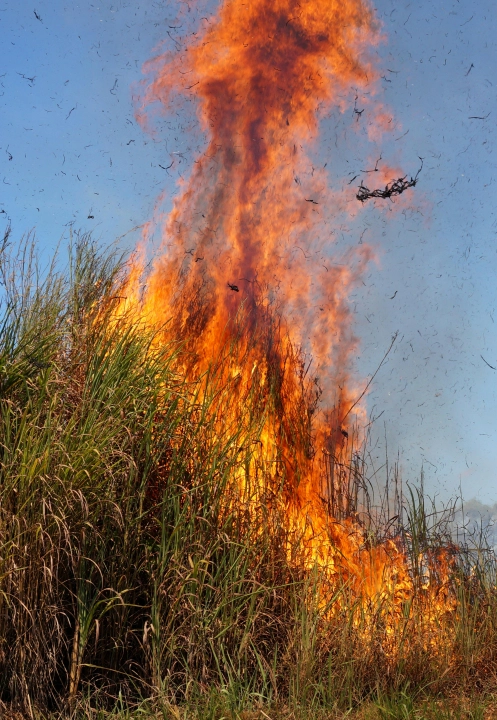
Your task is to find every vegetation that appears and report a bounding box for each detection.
[1,231,497,719]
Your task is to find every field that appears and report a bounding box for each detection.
[0,230,496,719]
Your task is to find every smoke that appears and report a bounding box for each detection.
[457,498,497,548]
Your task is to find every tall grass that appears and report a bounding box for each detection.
[0,231,496,717]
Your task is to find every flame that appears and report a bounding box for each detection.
[131,0,380,382]
[113,0,458,659]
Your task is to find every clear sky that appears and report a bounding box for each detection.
[1,0,497,503]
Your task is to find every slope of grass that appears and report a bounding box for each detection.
[0,232,496,718]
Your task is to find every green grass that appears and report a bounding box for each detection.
[11,692,491,720]
[1,231,497,718]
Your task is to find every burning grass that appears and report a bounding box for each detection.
[1,0,495,715]
[0,232,497,718]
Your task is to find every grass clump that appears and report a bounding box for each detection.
[0,231,497,718]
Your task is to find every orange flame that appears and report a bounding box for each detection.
[115,0,457,657]
[132,0,379,388]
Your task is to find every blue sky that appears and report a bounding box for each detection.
[1,0,497,502]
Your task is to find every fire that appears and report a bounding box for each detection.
[131,0,378,384]
[114,0,457,658]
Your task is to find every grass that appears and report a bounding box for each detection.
[5,692,490,720]
[1,230,497,718]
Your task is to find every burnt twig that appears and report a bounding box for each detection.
[356,158,423,203]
